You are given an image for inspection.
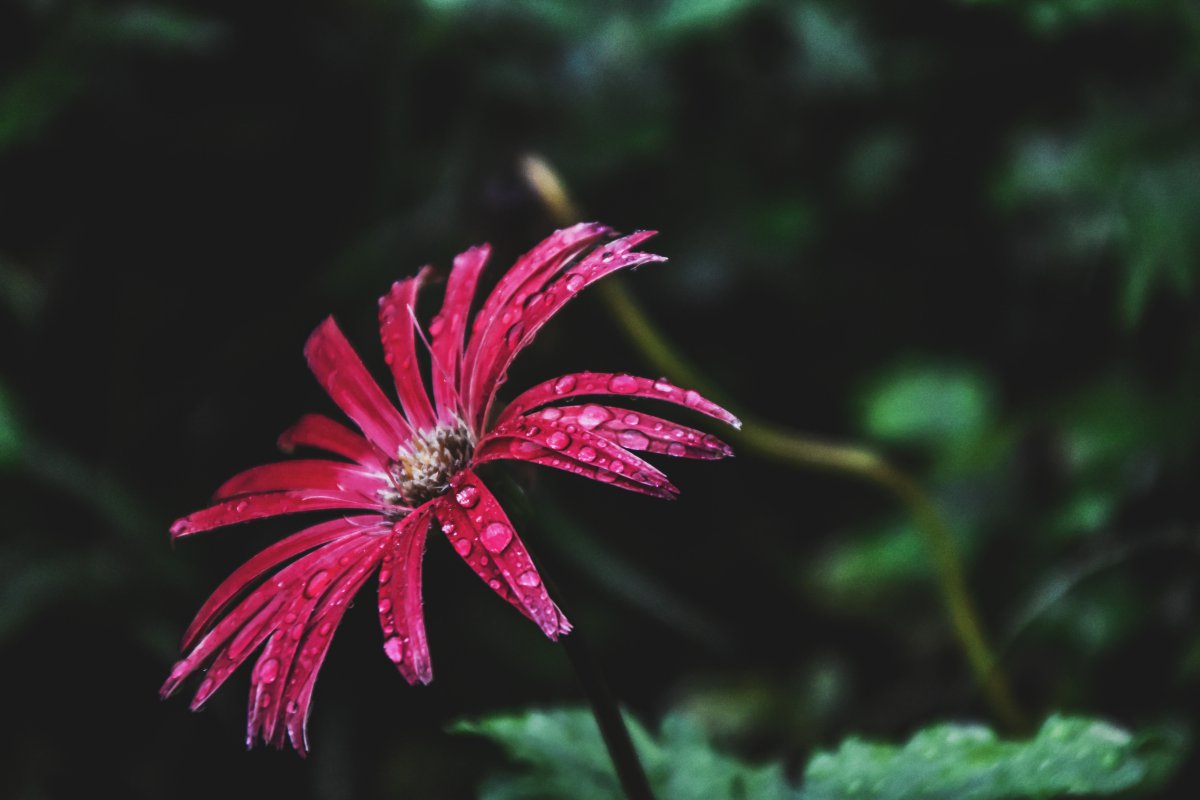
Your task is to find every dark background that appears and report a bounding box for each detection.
[2,0,1199,797]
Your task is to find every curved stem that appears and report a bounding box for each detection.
[521,154,1026,731]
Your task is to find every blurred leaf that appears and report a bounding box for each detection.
[860,363,997,450]
[788,3,875,90]
[802,714,1181,800]
[88,5,228,53]
[809,519,930,605]
[960,0,1181,35]
[0,380,22,467]
[0,52,84,151]
[453,707,796,800]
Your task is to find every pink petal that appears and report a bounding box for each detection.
[462,223,612,426]
[304,317,410,456]
[523,404,734,460]
[213,460,388,502]
[468,230,667,429]
[181,515,386,649]
[277,413,387,469]
[281,536,390,755]
[160,534,370,706]
[170,491,391,539]
[476,418,679,499]
[496,371,742,429]
[377,502,436,685]
[430,245,489,423]
[436,470,570,638]
[379,269,438,432]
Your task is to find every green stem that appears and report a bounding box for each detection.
[522,154,1026,731]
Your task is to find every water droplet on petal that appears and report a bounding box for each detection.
[455,484,479,508]
[684,389,702,407]
[611,461,626,473]
[577,446,597,463]
[383,636,404,663]
[257,658,280,684]
[453,538,473,557]
[286,700,299,715]
[601,250,615,262]
[524,292,544,310]
[564,273,585,292]
[546,431,571,450]
[318,621,334,636]
[516,570,541,588]
[595,471,616,483]
[667,442,687,457]
[481,522,514,553]
[304,570,331,598]
[235,500,249,513]
[510,439,544,457]
[168,660,189,682]
[378,568,392,585]
[378,598,392,615]
[578,404,611,429]
[259,694,272,708]
[608,374,638,394]
[553,375,576,394]
[505,322,525,347]
[654,379,673,392]
[289,623,304,640]
[540,407,563,421]
[488,579,501,590]
[623,413,639,425]
[617,430,650,450]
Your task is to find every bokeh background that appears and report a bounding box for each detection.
[2,0,1199,797]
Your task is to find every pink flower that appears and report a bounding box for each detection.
[161,223,739,754]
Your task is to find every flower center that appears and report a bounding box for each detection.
[385,422,474,509]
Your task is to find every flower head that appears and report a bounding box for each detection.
[161,223,739,754]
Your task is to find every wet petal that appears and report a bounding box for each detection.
[181,515,385,649]
[496,371,741,429]
[436,471,570,638]
[477,418,679,498]
[525,405,734,460]
[281,536,389,755]
[377,503,436,685]
[214,460,388,502]
[379,269,438,432]
[305,317,411,456]
[462,223,612,426]
[431,245,489,423]
[277,413,387,469]
[170,491,392,539]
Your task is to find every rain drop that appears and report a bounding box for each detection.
[428,315,445,337]
[453,538,473,557]
[564,273,585,292]
[259,694,272,708]
[617,430,650,450]
[601,250,615,262]
[383,636,404,663]
[653,379,673,393]
[578,404,611,430]
[667,442,687,457]
[540,407,563,421]
[623,413,639,425]
[318,621,334,636]
[577,446,597,463]
[516,570,541,588]
[378,598,392,615]
[553,375,577,394]
[481,522,514,553]
[257,658,280,684]
[546,431,571,450]
[608,374,638,394]
[304,570,331,598]
[455,484,479,508]
[505,322,525,347]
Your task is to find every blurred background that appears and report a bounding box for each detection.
[2,0,1199,797]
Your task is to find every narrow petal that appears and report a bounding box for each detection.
[277,413,387,469]
[462,223,612,426]
[305,317,410,456]
[214,460,388,502]
[496,371,742,429]
[477,418,679,498]
[521,404,734,460]
[377,503,436,685]
[468,230,666,429]
[160,534,369,705]
[430,245,489,422]
[251,534,387,752]
[170,491,392,539]
[379,269,438,432]
[436,470,570,638]
[281,536,389,755]
[181,515,385,649]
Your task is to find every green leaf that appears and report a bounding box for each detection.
[860,363,996,450]
[452,707,798,800]
[802,714,1180,800]
[0,381,22,467]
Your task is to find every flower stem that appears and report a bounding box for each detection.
[560,627,657,800]
[521,154,1027,732]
